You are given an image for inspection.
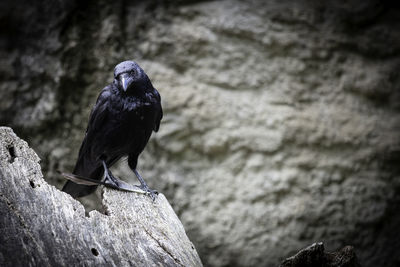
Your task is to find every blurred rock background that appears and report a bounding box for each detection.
[1,0,400,266]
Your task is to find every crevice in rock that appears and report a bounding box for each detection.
[91,248,99,256]
[7,145,16,163]
[143,227,184,266]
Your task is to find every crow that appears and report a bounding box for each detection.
[62,60,163,200]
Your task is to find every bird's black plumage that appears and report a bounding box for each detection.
[62,61,163,198]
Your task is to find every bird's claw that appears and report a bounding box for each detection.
[135,184,158,201]
[103,170,119,185]
[103,176,120,189]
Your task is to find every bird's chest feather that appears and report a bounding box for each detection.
[102,95,156,153]
[118,97,156,128]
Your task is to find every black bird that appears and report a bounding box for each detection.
[62,60,163,200]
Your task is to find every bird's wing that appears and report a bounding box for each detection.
[75,86,112,168]
[153,89,163,132]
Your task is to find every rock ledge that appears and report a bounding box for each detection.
[0,126,202,267]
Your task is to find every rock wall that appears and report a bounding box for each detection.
[1,0,400,266]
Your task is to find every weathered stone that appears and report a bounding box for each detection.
[0,127,202,267]
[280,242,360,267]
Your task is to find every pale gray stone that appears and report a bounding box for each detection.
[0,127,202,267]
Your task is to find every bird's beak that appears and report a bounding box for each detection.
[119,73,133,92]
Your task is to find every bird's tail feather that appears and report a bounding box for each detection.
[61,162,104,198]
[62,181,97,198]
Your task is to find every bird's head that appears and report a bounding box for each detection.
[113,61,148,94]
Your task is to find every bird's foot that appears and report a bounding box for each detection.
[103,171,122,189]
[103,177,118,189]
[135,184,158,201]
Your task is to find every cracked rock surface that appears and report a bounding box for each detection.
[0,127,202,267]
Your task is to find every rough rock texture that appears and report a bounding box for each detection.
[279,242,360,267]
[1,1,400,266]
[0,127,202,267]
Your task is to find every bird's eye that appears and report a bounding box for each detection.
[130,70,135,75]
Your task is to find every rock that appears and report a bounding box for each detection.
[279,242,360,267]
[1,1,400,267]
[0,127,202,267]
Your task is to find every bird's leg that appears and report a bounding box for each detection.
[128,154,158,201]
[133,169,158,201]
[101,160,124,189]
[101,160,156,197]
